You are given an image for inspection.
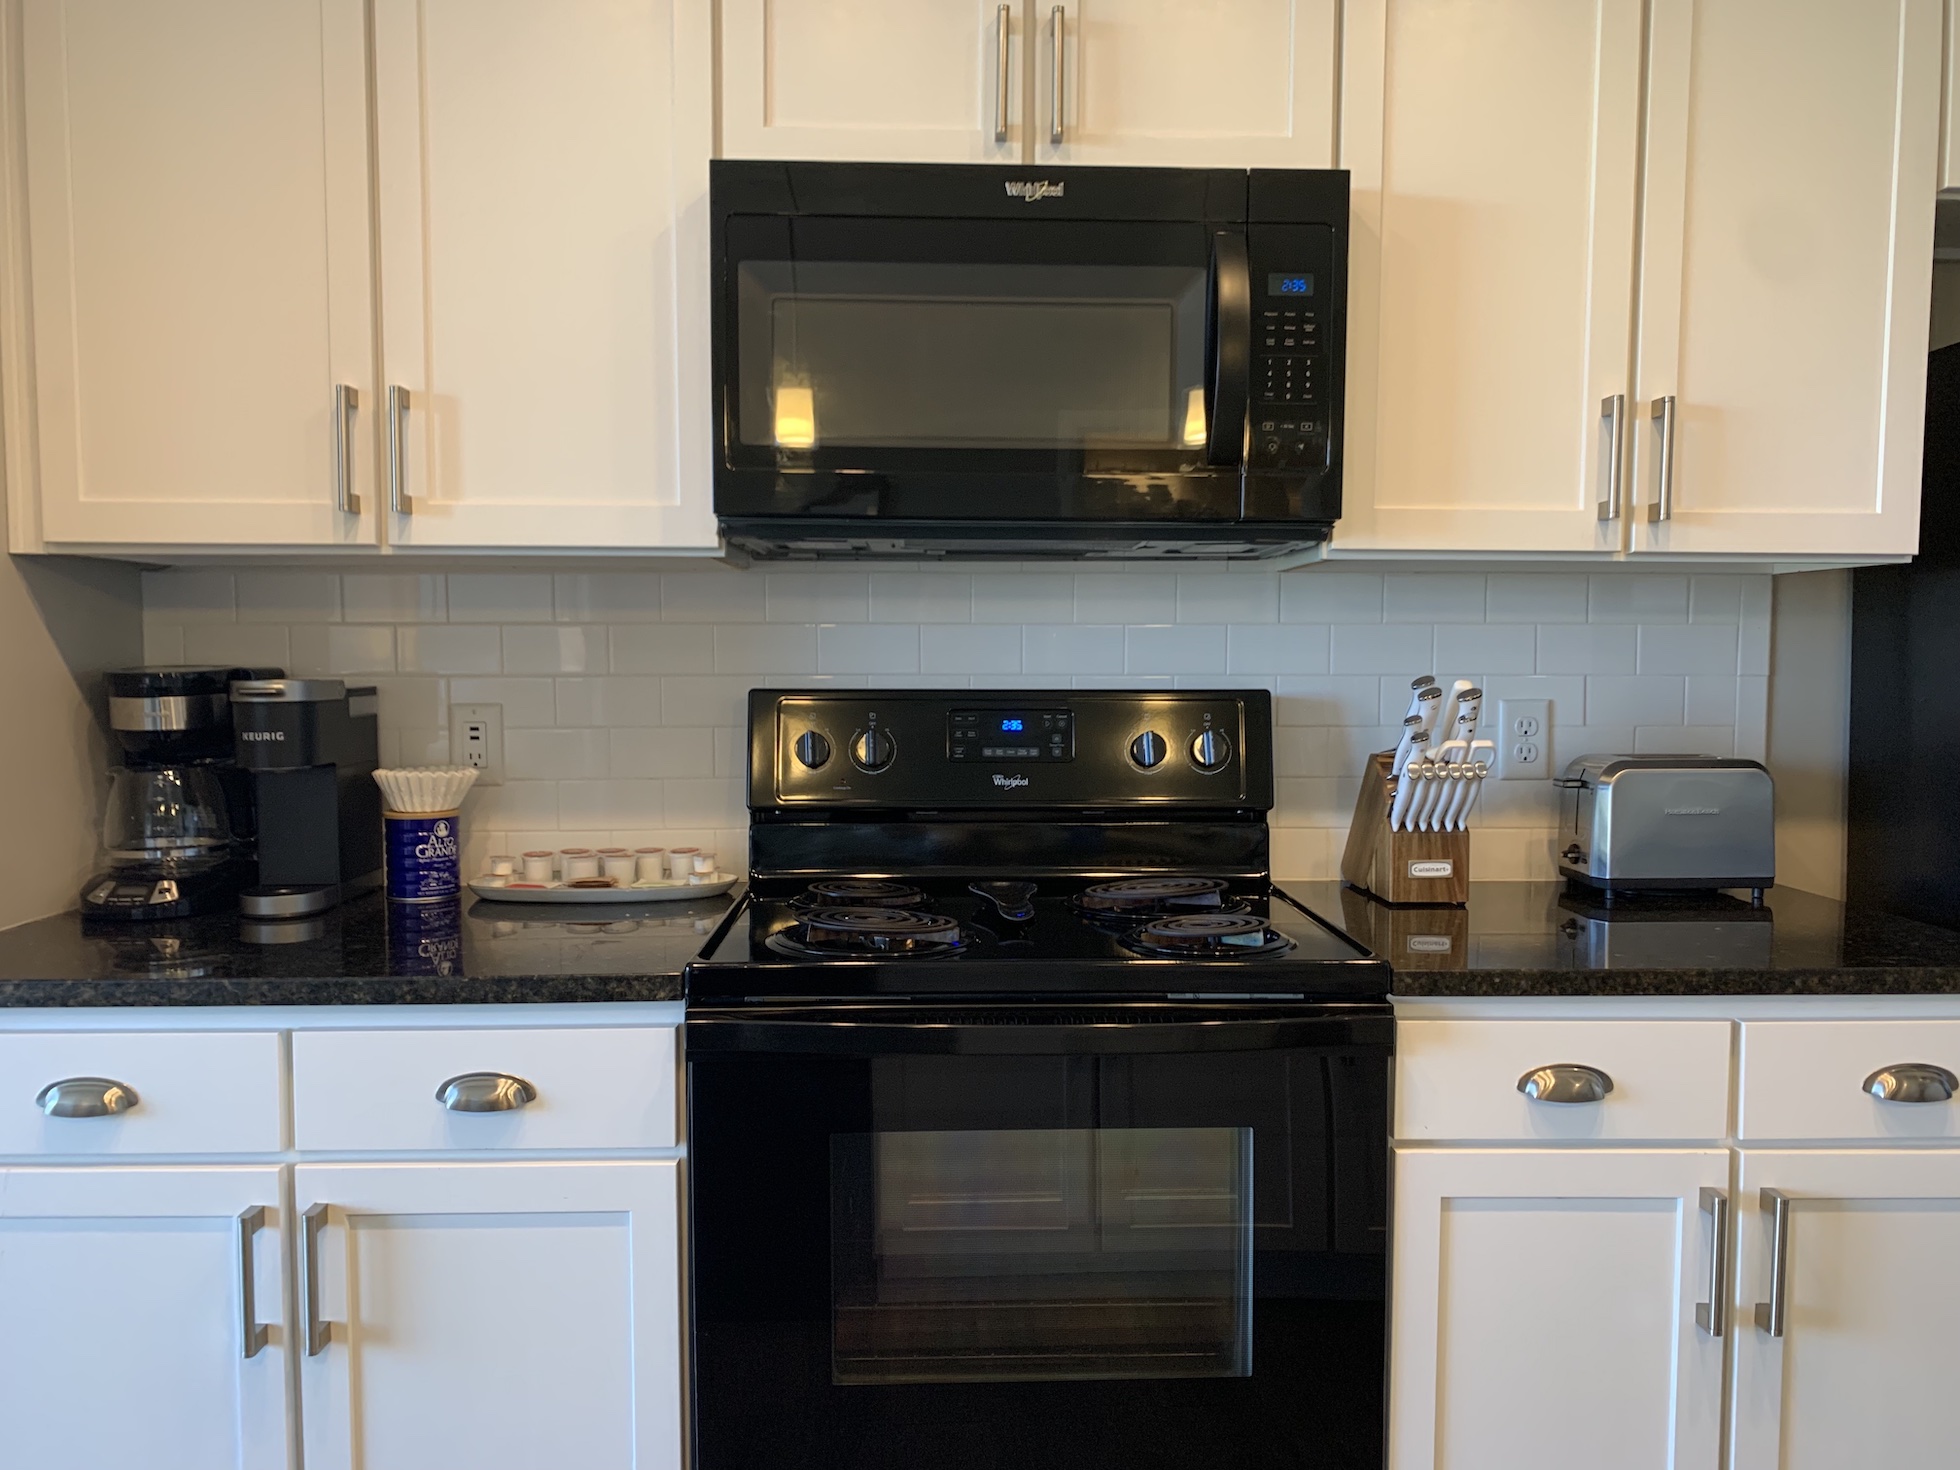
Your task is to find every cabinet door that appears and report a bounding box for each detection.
[373,0,716,549]
[1389,1147,1727,1470]
[1730,1150,1960,1468]
[722,0,1021,163]
[1336,0,1643,552]
[296,1160,681,1470]
[1632,0,1940,557]
[0,1165,290,1468]
[11,0,376,550]
[1034,0,1336,167]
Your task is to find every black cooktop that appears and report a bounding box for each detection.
[686,875,1388,1002]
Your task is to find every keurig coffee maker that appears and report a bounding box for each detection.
[230,679,383,917]
[81,665,277,920]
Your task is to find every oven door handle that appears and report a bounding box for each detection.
[1206,229,1251,467]
[684,1007,1391,1057]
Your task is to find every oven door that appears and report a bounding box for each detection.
[686,1004,1389,1470]
[714,214,1262,526]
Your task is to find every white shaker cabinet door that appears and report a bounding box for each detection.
[722,0,1023,163]
[1335,0,1643,553]
[295,1160,682,1470]
[1631,0,1940,557]
[1729,1150,1960,1469]
[372,0,716,549]
[9,0,377,550]
[1388,1147,1728,1470]
[0,1165,292,1469]
[1033,0,1337,167]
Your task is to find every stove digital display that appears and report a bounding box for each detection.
[948,708,1075,762]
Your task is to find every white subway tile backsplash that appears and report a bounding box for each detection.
[502,625,607,675]
[142,567,1769,882]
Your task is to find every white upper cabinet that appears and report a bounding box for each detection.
[1630,0,1940,557]
[721,0,1024,163]
[7,0,377,550]
[373,0,715,550]
[1336,0,1644,553]
[1035,0,1336,167]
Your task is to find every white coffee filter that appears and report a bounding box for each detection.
[374,766,479,815]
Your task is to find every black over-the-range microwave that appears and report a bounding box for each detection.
[711,160,1348,562]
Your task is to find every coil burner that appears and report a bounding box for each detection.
[1123,912,1297,959]
[769,907,971,959]
[792,880,928,911]
[1072,876,1240,921]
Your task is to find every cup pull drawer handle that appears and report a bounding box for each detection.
[36,1076,139,1117]
[1863,1063,1958,1103]
[435,1072,537,1112]
[1517,1064,1614,1104]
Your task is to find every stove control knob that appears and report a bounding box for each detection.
[1129,731,1168,769]
[1189,728,1232,772]
[794,730,832,769]
[851,728,896,773]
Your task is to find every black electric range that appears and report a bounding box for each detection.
[684,689,1392,1470]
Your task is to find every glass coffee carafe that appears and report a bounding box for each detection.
[101,765,235,868]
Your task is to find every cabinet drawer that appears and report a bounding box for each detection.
[0,1031,282,1156]
[292,1026,677,1152]
[1396,1020,1732,1142]
[1740,1021,1960,1140]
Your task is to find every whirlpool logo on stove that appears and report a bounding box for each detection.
[1003,180,1065,201]
[992,773,1031,789]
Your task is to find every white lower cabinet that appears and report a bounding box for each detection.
[1388,1147,1727,1470]
[0,1164,292,1468]
[294,1158,682,1470]
[1729,1149,1960,1467]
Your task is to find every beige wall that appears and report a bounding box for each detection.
[1766,569,1852,899]
[0,506,141,928]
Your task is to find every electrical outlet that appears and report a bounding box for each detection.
[1497,698,1551,781]
[449,703,504,786]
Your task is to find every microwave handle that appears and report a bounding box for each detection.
[1207,231,1251,466]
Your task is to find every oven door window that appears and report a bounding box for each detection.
[831,1126,1252,1384]
[725,217,1213,473]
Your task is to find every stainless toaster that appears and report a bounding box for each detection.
[1556,755,1774,894]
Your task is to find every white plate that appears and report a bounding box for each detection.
[468,873,738,905]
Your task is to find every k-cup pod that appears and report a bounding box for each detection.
[601,850,637,883]
[692,851,716,875]
[635,848,667,882]
[488,854,516,877]
[521,851,554,883]
[560,848,599,881]
[667,846,700,881]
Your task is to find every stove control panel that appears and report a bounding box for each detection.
[756,689,1272,809]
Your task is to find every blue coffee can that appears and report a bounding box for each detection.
[387,895,462,975]
[385,809,462,902]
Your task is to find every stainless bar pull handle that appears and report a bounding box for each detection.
[1695,1187,1729,1338]
[301,1203,333,1355]
[237,1205,268,1359]
[1597,393,1624,521]
[1864,1062,1958,1102]
[994,4,1011,143]
[386,384,413,515]
[1647,394,1676,523]
[332,384,360,515]
[1754,1187,1791,1338]
[1516,1063,1614,1104]
[436,1071,538,1112]
[35,1076,138,1118]
[1048,6,1065,145]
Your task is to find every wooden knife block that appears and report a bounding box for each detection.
[1339,752,1471,905]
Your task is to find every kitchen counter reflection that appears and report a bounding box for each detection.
[1284,881,1960,996]
[0,888,738,1007]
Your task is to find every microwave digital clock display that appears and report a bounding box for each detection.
[1267,273,1314,296]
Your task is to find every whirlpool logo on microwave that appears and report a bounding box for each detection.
[1004,180,1065,201]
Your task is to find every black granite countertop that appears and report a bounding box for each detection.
[0,889,736,1007]
[1285,880,1960,997]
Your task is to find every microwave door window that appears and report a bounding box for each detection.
[737,261,1207,453]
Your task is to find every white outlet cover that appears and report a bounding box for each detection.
[1497,698,1551,781]
[449,703,504,787]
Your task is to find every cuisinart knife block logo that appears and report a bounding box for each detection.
[992,773,1031,789]
[1004,180,1065,201]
